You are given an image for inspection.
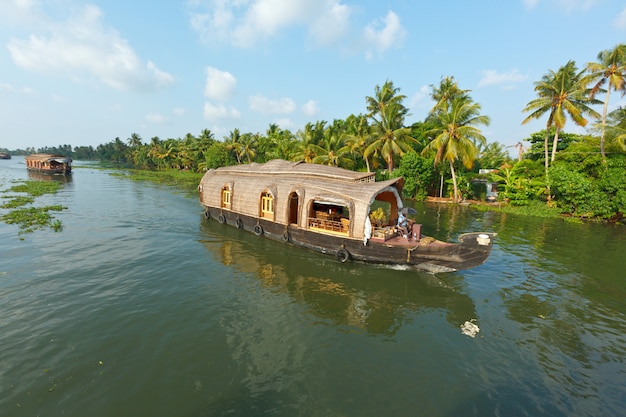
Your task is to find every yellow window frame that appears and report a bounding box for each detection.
[261,193,274,219]
[222,188,231,208]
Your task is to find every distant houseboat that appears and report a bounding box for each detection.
[0,152,10,159]
[199,160,496,273]
[25,154,72,174]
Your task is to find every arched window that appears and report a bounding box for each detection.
[221,186,231,209]
[260,192,274,220]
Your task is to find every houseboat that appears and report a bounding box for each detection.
[198,159,496,273]
[25,154,72,174]
[0,152,10,159]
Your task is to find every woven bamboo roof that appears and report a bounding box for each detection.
[213,159,376,183]
[25,153,72,162]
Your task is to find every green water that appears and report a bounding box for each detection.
[1,157,625,416]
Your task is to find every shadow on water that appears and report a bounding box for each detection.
[198,218,478,338]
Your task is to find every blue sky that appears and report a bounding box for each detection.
[1,0,625,152]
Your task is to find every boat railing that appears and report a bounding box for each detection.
[308,217,349,235]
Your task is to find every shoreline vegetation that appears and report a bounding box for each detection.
[2,44,625,225]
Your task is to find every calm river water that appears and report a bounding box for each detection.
[1,157,625,417]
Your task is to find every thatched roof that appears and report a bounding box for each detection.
[213,159,376,183]
[25,153,72,163]
[199,160,405,239]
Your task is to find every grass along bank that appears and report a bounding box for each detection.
[109,169,203,197]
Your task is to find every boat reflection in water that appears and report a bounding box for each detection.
[27,170,73,184]
[199,219,479,336]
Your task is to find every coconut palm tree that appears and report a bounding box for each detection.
[523,61,601,169]
[365,81,415,172]
[429,75,470,114]
[292,122,324,163]
[239,133,258,164]
[224,129,244,164]
[342,114,373,172]
[423,96,489,203]
[308,123,350,167]
[586,44,626,160]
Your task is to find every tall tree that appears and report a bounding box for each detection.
[311,123,351,168]
[523,61,601,170]
[342,114,373,172]
[365,80,415,172]
[586,44,626,160]
[429,75,470,113]
[224,129,243,164]
[423,96,489,203]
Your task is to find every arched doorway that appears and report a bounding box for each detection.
[288,192,299,225]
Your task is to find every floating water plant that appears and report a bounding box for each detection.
[0,180,67,236]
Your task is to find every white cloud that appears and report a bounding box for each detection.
[615,7,626,29]
[0,82,34,94]
[173,107,186,117]
[523,0,602,12]
[249,94,296,115]
[522,0,540,9]
[409,85,430,110]
[0,0,45,26]
[188,0,352,48]
[306,1,351,45]
[363,11,406,60]
[274,117,294,129]
[204,67,237,100]
[203,101,241,121]
[301,99,320,117]
[6,4,174,92]
[478,69,527,89]
[146,113,167,123]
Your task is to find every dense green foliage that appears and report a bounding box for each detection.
[6,45,625,222]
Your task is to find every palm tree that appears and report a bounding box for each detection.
[429,75,470,113]
[224,129,243,164]
[342,114,373,172]
[507,141,527,162]
[606,106,626,151]
[586,44,626,160]
[239,133,258,164]
[311,124,352,168]
[423,96,489,203]
[523,61,601,170]
[365,80,416,172]
[292,122,323,163]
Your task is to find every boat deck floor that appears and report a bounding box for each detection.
[371,234,450,248]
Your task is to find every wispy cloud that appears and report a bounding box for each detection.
[249,94,296,115]
[523,0,602,12]
[615,7,626,29]
[478,69,527,89]
[188,1,406,59]
[189,0,352,48]
[203,101,241,121]
[301,99,320,117]
[0,82,34,94]
[363,11,406,60]
[6,4,174,92]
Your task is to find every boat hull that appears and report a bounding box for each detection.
[202,206,495,273]
[26,167,72,175]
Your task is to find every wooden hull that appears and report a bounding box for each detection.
[26,167,72,175]
[202,206,495,273]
